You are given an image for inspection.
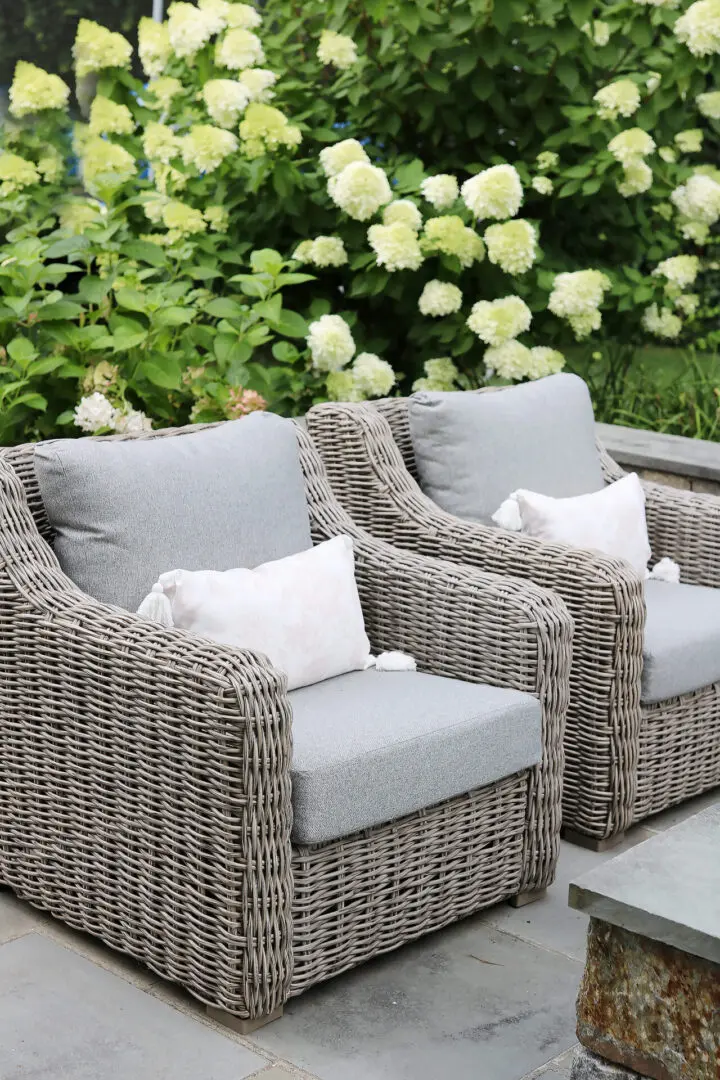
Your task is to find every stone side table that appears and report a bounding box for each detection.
[568,805,720,1080]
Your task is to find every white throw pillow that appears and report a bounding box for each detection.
[157,535,372,690]
[492,473,652,578]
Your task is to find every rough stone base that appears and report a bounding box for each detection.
[570,1046,641,1080]
[577,919,720,1080]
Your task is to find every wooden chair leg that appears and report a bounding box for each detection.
[206,1004,284,1034]
[508,887,547,909]
[562,827,626,853]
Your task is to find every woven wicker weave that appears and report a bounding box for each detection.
[0,421,572,1021]
[306,397,720,846]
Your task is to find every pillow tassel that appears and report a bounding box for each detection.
[136,583,174,625]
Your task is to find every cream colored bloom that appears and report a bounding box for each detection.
[367,222,424,271]
[467,296,532,346]
[225,2,262,28]
[239,68,277,102]
[608,128,656,165]
[654,255,700,287]
[238,103,301,156]
[147,76,184,111]
[310,236,348,267]
[293,240,315,262]
[484,340,534,381]
[74,392,118,433]
[81,137,135,196]
[527,347,565,379]
[697,90,720,118]
[143,122,181,164]
[461,164,523,220]
[216,27,264,69]
[168,1,221,58]
[203,79,250,128]
[58,197,104,234]
[569,310,602,339]
[329,161,392,220]
[420,173,459,210]
[326,371,363,402]
[88,96,134,136]
[582,20,611,45]
[320,138,370,178]
[317,30,358,70]
[642,303,683,338]
[115,409,153,434]
[383,199,423,231]
[531,176,553,195]
[162,200,207,236]
[675,128,704,153]
[548,270,611,319]
[680,219,711,243]
[418,280,463,317]
[484,220,537,275]
[674,0,720,56]
[594,80,641,120]
[181,124,238,173]
[675,293,700,316]
[307,314,356,372]
[646,72,661,93]
[671,172,720,224]
[412,357,460,392]
[659,146,677,163]
[138,17,171,79]
[204,205,229,231]
[618,158,653,197]
[536,151,559,171]
[73,19,132,78]
[422,216,485,268]
[9,61,69,117]
[0,152,40,195]
[352,353,396,397]
[37,148,64,183]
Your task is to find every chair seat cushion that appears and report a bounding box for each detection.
[643,580,720,703]
[289,669,541,845]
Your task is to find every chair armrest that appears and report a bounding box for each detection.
[0,460,293,1020]
[306,403,646,843]
[298,425,573,891]
[642,481,720,588]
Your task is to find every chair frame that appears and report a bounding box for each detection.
[0,421,572,1027]
[307,397,720,850]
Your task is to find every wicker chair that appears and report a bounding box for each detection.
[306,396,720,852]
[0,421,572,1030]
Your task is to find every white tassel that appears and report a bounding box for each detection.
[492,494,522,532]
[374,650,417,671]
[649,557,681,584]
[136,582,174,625]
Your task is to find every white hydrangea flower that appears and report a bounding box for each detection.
[642,303,683,338]
[310,236,348,267]
[484,340,534,381]
[420,174,459,210]
[697,90,720,118]
[569,310,603,339]
[582,20,611,45]
[466,296,532,346]
[307,314,356,372]
[483,220,537,275]
[203,79,250,128]
[422,216,485,268]
[536,151,559,171]
[147,76,183,111]
[527,347,565,379]
[531,176,553,195]
[88,96,134,136]
[653,255,700,288]
[115,408,153,433]
[317,29,358,70]
[412,357,460,392]
[167,2,221,59]
[659,146,677,163]
[675,293,700,316]
[383,199,422,231]
[351,353,396,397]
[9,61,70,117]
[216,28,264,69]
[138,17,171,79]
[594,80,641,120]
[675,128,704,153]
[143,122,181,164]
[418,280,463,317]
[608,128,656,165]
[646,72,662,93]
[671,172,720,224]
[548,270,611,328]
[461,164,523,220]
[674,0,720,56]
[326,370,363,402]
[618,159,653,197]
[293,240,314,262]
[329,161,392,220]
[367,222,424,271]
[73,19,132,78]
[320,138,370,178]
[238,68,277,102]
[181,124,238,173]
[74,392,118,433]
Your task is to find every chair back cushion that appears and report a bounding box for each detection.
[34,413,313,612]
[408,373,605,525]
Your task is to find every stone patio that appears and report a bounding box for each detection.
[1,790,717,1080]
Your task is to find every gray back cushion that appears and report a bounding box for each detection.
[408,374,605,525]
[35,413,313,612]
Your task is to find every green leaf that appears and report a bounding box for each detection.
[272,309,308,339]
[42,236,90,260]
[55,410,75,425]
[115,288,149,313]
[7,336,38,364]
[556,58,579,93]
[205,297,246,319]
[122,240,168,267]
[36,299,84,321]
[78,276,112,305]
[228,275,269,299]
[27,355,70,377]
[272,341,300,363]
[13,392,47,411]
[568,0,595,28]
[154,306,196,327]
[397,6,420,33]
[250,248,284,276]
[140,358,183,389]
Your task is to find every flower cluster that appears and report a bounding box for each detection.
[307,314,356,371]
[527,347,566,379]
[203,79,250,128]
[88,96,134,136]
[317,30,358,70]
[418,281,463,317]
[167,1,220,58]
[74,392,152,434]
[484,220,537,275]
[368,222,424,271]
[676,129,704,154]
[216,27,265,69]
[73,19,132,78]
[225,387,267,418]
[536,151,559,171]
[328,161,392,220]
[697,90,720,118]
[239,68,277,102]
[675,293,700,316]
[671,172,720,238]
[420,174,459,210]
[642,304,683,338]
[548,269,611,339]
[138,17,172,79]
[383,200,423,231]
[422,216,485,267]
[582,20,611,46]
[9,62,70,118]
[674,0,720,57]
[38,149,64,183]
[238,103,301,157]
[143,123,181,164]
[81,138,135,196]
[412,357,460,392]
[0,152,40,196]
[181,124,238,173]
[461,164,523,220]
[162,200,207,236]
[295,236,348,267]
[608,128,656,165]
[594,80,641,120]
[327,353,396,401]
[531,176,553,195]
[320,139,369,178]
[618,159,653,197]
[653,255,700,288]
[147,76,184,111]
[467,296,532,346]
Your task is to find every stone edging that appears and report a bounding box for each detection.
[597,422,720,491]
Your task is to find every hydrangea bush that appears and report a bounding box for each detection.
[3,0,720,441]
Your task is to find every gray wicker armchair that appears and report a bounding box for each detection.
[0,421,572,1030]
[307,396,720,851]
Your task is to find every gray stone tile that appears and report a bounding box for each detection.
[251,921,581,1080]
[642,788,719,834]
[479,827,656,962]
[248,1068,318,1080]
[524,1045,578,1078]
[0,890,44,944]
[0,934,267,1080]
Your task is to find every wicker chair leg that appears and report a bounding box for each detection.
[206,1004,284,1034]
[562,827,626,853]
[508,887,547,909]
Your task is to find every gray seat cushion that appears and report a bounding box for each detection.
[34,413,312,612]
[643,580,720,703]
[408,374,605,525]
[289,669,541,845]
